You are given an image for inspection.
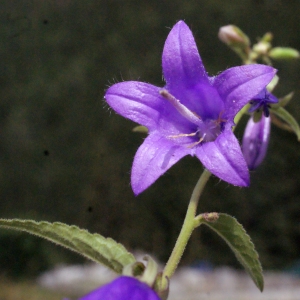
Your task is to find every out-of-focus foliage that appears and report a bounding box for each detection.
[0,276,63,300]
[0,0,300,276]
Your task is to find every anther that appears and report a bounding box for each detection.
[159,89,203,127]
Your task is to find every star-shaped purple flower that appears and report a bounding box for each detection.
[248,89,278,117]
[76,276,160,300]
[105,21,276,195]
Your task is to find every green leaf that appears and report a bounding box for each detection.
[271,106,300,141]
[201,213,264,291]
[0,219,136,273]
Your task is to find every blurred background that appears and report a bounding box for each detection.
[0,0,300,298]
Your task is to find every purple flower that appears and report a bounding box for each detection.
[76,276,160,300]
[248,89,278,117]
[105,21,276,195]
[242,114,271,170]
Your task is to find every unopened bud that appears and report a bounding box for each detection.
[269,47,300,60]
[242,115,271,170]
[218,25,250,47]
[261,32,273,43]
[253,41,271,56]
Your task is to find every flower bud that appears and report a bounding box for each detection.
[218,25,250,48]
[248,89,278,118]
[269,47,300,60]
[242,115,271,170]
[253,41,272,56]
[260,32,273,43]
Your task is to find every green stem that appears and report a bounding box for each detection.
[160,169,211,290]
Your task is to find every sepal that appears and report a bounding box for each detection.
[266,75,279,93]
[123,255,158,288]
[272,92,294,108]
[133,125,149,134]
[271,106,300,140]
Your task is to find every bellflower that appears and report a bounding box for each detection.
[105,21,276,195]
[248,88,278,117]
[242,114,271,170]
[76,276,160,300]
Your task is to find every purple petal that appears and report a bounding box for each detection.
[252,90,278,104]
[162,21,208,92]
[213,65,276,121]
[242,115,271,170]
[79,276,160,300]
[131,133,191,195]
[105,82,163,131]
[266,92,278,104]
[195,129,249,186]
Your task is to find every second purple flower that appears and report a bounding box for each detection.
[105,21,276,195]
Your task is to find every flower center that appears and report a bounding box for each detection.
[197,119,222,142]
[160,89,223,146]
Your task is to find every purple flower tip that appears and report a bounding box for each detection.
[248,89,278,117]
[77,276,160,300]
[242,114,271,170]
[105,20,277,194]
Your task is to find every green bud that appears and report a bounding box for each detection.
[269,47,300,60]
[218,25,250,48]
[253,41,272,56]
[260,32,273,43]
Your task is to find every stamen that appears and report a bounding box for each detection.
[187,134,206,148]
[216,110,226,124]
[160,89,203,127]
[168,132,198,138]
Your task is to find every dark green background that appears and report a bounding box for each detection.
[0,0,300,277]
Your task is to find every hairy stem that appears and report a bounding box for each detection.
[160,169,211,290]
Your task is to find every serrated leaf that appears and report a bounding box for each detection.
[201,213,264,291]
[271,106,300,141]
[0,219,136,273]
